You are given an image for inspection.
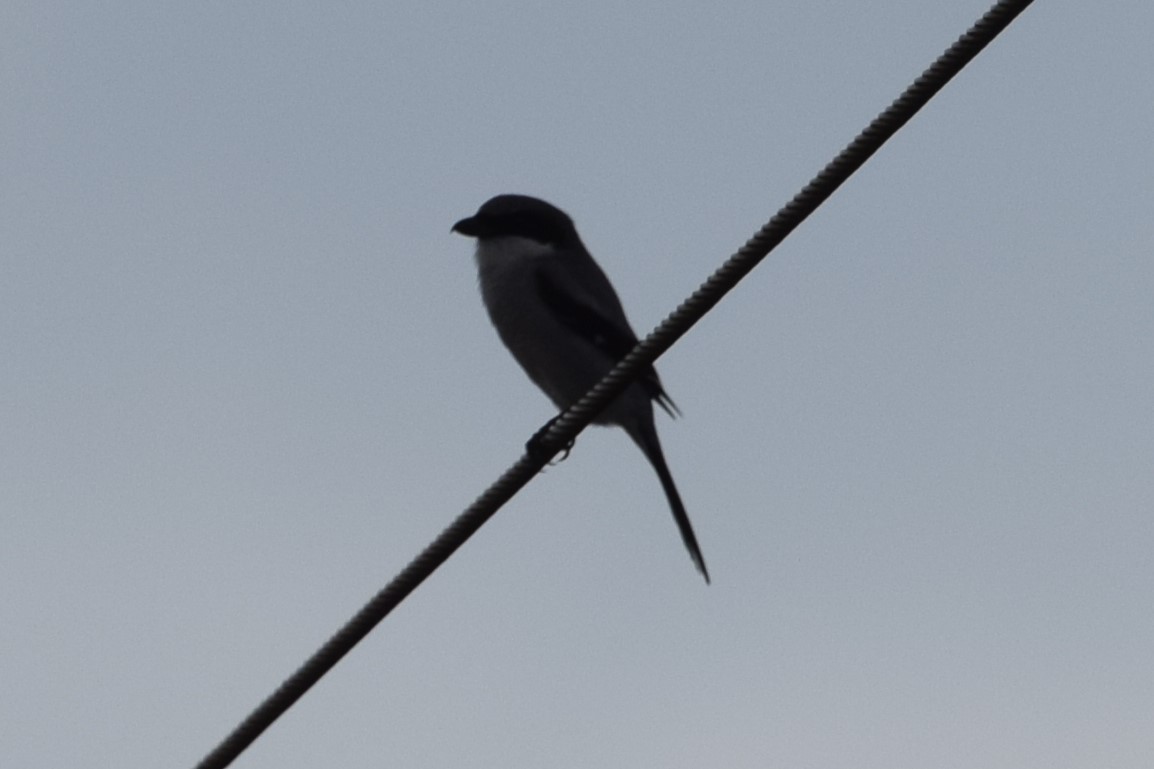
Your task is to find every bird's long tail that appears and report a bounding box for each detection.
[629,419,710,584]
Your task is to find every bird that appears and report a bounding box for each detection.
[452,194,709,583]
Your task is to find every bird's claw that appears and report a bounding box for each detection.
[550,441,575,464]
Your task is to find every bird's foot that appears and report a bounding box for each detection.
[526,417,575,465]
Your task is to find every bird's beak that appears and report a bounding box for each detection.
[451,216,480,236]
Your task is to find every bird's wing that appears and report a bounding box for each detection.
[534,261,679,417]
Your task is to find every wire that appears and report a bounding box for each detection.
[192,1,1035,767]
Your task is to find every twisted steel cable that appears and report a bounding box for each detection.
[193,2,1035,767]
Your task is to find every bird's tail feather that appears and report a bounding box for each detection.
[629,419,710,584]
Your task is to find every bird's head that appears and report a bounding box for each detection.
[452,194,579,248]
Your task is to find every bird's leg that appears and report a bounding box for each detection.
[526,416,575,465]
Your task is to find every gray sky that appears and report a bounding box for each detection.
[3,2,1153,767]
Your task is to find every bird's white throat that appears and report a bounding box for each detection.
[473,236,554,271]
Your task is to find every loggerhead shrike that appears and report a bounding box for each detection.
[452,194,709,583]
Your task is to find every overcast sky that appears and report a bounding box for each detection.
[3,2,1153,768]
